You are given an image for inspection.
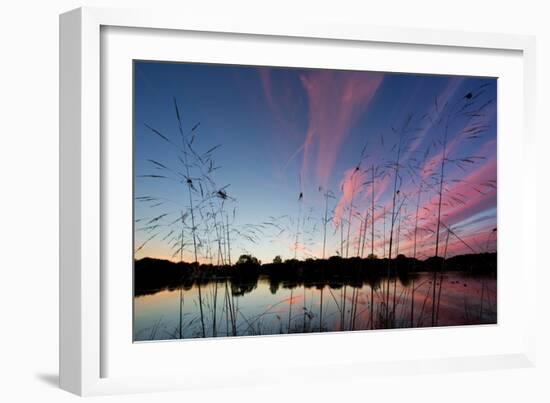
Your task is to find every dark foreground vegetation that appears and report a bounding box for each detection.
[135,252,496,296]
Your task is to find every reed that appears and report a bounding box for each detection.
[345,169,359,258]
[385,120,407,327]
[410,188,421,326]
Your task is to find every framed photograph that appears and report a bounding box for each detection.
[60,7,537,396]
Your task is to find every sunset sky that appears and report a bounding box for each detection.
[134,61,497,264]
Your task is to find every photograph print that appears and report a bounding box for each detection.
[133,61,497,341]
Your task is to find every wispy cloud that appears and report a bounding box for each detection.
[332,167,366,227]
[402,77,465,162]
[299,71,384,189]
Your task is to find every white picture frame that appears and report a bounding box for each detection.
[60,6,537,396]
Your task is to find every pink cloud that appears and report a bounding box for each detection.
[402,77,465,162]
[332,167,367,227]
[407,157,497,256]
[332,167,392,239]
[420,102,496,180]
[299,71,383,189]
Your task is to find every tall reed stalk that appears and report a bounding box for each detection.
[321,189,334,259]
[345,169,359,258]
[411,180,423,327]
[371,165,375,258]
[431,120,450,327]
[385,126,405,327]
[435,228,451,325]
[173,98,205,337]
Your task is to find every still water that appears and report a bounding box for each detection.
[134,271,496,341]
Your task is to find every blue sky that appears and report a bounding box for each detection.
[134,61,497,263]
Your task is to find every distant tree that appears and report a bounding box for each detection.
[367,253,378,260]
[396,254,406,260]
[236,254,260,266]
[273,255,282,264]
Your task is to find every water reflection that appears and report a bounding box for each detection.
[134,271,496,341]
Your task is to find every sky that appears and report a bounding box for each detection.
[134,61,497,264]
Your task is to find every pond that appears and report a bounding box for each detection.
[134,271,496,341]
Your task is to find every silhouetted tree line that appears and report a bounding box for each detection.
[134,252,496,296]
